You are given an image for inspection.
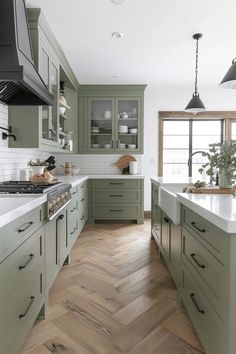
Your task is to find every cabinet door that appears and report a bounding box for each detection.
[116,98,142,152]
[170,223,181,286]
[57,213,68,266]
[88,97,115,152]
[40,39,59,147]
[45,218,59,289]
[161,212,170,260]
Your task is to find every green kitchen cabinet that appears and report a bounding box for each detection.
[151,182,161,245]
[150,181,181,287]
[88,178,144,224]
[8,8,79,152]
[78,85,146,153]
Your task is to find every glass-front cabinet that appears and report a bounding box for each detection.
[40,42,59,146]
[81,86,145,154]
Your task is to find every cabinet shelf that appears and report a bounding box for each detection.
[59,99,71,110]
[118,118,138,121]
[91,133,112,136]
[91,118,112,121]
[59,113,68,120]
[59,131,68,137]
[118,133,138,136]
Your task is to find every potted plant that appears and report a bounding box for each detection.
[27,159,48,175]
[199,140,236,188]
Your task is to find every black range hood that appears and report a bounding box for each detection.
[0,0,53,106]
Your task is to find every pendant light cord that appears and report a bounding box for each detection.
[194,37,199,95]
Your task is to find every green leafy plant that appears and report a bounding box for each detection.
[27,159,47,166]
[199,140,236,185]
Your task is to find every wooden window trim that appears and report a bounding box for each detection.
[158,111,236,176]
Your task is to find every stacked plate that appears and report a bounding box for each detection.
[91,126,100,134]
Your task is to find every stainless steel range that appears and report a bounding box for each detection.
[0,181,71,220]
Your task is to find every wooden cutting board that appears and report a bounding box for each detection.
[114,154,136,169]
[192,187,235,194]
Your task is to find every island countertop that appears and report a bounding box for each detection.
[177,192,236,233]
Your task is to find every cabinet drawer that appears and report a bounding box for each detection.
[68,216,78,246]
[182,264,223,354]
[182,206,226,262]
[92,190,140,204]
[77,181,87,196]
[92,204,140,219]
[182,227,224,318]
[68,197,77,216]
[0,206,43,263]
[92,179,141,189]
[70,186,77,199]
[0,264,44,354]
[0,226,44,305]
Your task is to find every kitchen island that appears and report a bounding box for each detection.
[151,177,236,354]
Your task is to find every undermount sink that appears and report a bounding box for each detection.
[159,184,187,225]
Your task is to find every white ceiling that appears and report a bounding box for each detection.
[26,0,236,91]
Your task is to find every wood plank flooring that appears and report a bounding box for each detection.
[21,220,204,354]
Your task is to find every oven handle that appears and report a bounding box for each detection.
[48,200,71,221]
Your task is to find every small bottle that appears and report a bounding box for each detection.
[65,162,72,176]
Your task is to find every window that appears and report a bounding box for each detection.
[158,112,233,179]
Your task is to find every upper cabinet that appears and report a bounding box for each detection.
[9,9,79,153]
[78,85,146,154]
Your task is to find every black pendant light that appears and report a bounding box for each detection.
[220,59,236,88]
[185,33,206,113]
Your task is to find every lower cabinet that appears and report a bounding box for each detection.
[88,178,144,224]
[45,211,67,290]
[0,223,45,354]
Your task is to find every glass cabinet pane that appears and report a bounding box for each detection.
[89,99,113,149]
[42,106,50,140]
[51,63,58,143]
[117,99,140,150]
[41,48,49,87]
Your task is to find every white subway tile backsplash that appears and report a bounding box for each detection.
[0,103,143,181]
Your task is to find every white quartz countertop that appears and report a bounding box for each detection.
[0,194,47,229]
[57,174,145,187]
[177,192,236,233]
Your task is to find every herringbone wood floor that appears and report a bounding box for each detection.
[21,220,204,354]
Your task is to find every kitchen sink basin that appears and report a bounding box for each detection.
[159,184,187,225]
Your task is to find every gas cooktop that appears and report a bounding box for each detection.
[0,181,61,194]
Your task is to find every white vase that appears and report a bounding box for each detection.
[219,173,232,189]
[31,166,45,175]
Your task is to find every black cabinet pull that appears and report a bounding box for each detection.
[191,221,206,233]
[190,293,205,314]
[109,182,124,185]
[19,296,35,319]
[70,227,77,235]
[109,194,124,197]
[109,209,124,212]
[80,185,85,189]
[190,253,205,269]
[72,191,76,195]
[58,214,64,220]
[70,207,76,213]
[80,215,85,221]
[19,253,34,270]
[80,198,85,202]
[18,221,33,233]
[164,216,169,223]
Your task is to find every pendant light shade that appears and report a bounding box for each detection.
[185,93,206,112]
[220,59,236,89]
[185,33,206,113]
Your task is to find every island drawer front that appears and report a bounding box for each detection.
[182,227,224,318]
[92,190,141,204]
[0,264,44,354]
[182,264,223,354]
[182,206,226,262]
[91,179,141,189]
[0,206,43,264]
[0,226,44,305]
[92,204,141,219]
